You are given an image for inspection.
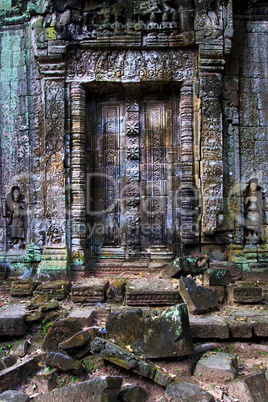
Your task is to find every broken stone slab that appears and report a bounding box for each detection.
[42,318,81,352]
[0,390,30,402]
[195,352,238,383]
[35,281,71,300]
[204,268,232,286]
[32,376,123,402]
[164,379,215,402]
[71,278,109,303]
[0,357,39,393]
[189,314,229,339]
[10,339,28,358]
[106,304,193,358]
[91,337,174,387]
[118,384,149,401]
[228,371,268,402]
[10,280,39,297]
[33,368,57,394]
[179,277,218,315]
[46,352,82,375]
[0,303,26,337]
[125,278,182,306]
[227,284,263,304]
[68,308,95,327]
[161,257,198,278]
[59,330,91,350]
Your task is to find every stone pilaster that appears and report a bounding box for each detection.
[180,81,198,245]
[70,83,86,266]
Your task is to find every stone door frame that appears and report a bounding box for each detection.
[69,79,196,266]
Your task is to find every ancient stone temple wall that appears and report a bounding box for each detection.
[0,0,266,278]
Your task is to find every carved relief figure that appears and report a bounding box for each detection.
[243,178,264,243]
[7,186,26,249]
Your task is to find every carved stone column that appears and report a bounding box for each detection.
[180,81,198,245]
[70,83,86,267]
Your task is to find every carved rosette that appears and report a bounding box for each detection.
[125,100,140,247]
[180,81,198,245]
[70,83,86,264]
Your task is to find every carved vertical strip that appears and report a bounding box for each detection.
[70,83,86,265]
[180,81,197,244]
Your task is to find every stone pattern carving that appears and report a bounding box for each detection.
[67,49,196,82]
[125,100,140,248]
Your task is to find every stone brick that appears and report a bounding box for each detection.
[204,269,232,286]
[35,281,71,300]
[71,279,109,303]
[0,391,29,402]
[229,371,268,402]
[0,303,26,337]
[126,278,182,306]
[195,352,238,384]
[227,285,263,304]
[42,318,81,352]
[189,314,229,339]
[164,380,215,402]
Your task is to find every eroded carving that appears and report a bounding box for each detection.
[6,186,27,250]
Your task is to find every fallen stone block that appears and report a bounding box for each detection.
[0,390,30,402]
[39,299,59,312]
[27,295,50,310]
[32,376,123,402]
[227,284,263,304]
[0,357,39,393]
[189,314,229,339]
[35,281,71,300]
[68,308,95,327]
[228,371,268,402]
[164,379,215,401]
[118,384,149,401]
[161,257,198,278]
[26,310,44,324]
[0,303,26,337]
[46,352,82,375]
[10,280,39,297]
[33,369,58,393]
[42,318,81,352]
[204,268,232,286]
[106,304,193,358]
[125,279,182,306]
[179,277,218,315]
[71,278,109,303]
[195,352,238,383]
[91,337,174,387]
[0,356,17,371]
